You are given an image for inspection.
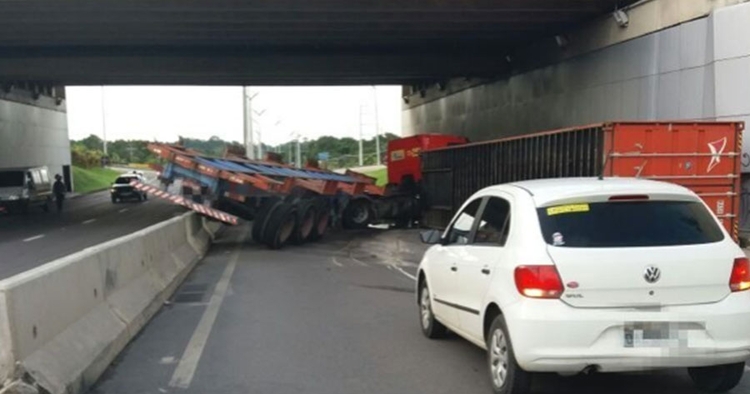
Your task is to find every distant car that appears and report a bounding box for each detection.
[110,173,147,203]
[0,166,54,213]
[417,178,750,394]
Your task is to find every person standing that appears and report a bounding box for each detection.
[53,174,66,213]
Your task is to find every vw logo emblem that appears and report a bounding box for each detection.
[644,266,661,284]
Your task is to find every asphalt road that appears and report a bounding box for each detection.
[91,225,749,394]
[0,187,186,280]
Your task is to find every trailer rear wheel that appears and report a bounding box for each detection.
[262,203,298,249]
[291,201,317,245]
[343,198,372,229]
[251,197,282,244]
[309,200,330,241]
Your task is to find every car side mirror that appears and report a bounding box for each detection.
[420,229,442,245]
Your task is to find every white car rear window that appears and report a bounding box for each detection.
[537,201,724,247]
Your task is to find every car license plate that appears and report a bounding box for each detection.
[623,322,684,348]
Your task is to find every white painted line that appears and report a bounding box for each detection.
[331,257,343,267]
[118,208,129,213]
[82,219,97,224]
[169,230,246,389]
[391,264,417,281]
[23,234,45,242]
[349,256,368,266]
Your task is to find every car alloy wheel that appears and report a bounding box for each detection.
[420,286,432,330]
[490,328,509,389]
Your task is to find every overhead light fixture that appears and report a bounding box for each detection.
[555,34,569,48]
[613,9,629,28]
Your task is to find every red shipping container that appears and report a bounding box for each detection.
[420,122,744,239]
[604,122,743,238]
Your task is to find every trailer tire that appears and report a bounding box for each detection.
[251,198,282,244]
[343,198,372,229]
[291,201,317,245]
[262,203,298,249]
[309,199,331,241]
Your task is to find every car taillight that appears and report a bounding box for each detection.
[730,257,750,292]
[514,265,564,299]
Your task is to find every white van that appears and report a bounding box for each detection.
[0,166,54,213]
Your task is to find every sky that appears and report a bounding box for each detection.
[66,85,402,146]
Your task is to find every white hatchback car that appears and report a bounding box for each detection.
[417,178,750,394]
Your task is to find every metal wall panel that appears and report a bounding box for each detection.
[715,56,750,117]
[679,67,707,118]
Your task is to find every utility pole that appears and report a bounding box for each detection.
[243,87,259,159]
[295,135,302,168]
[101,86,108,156]
[358,103,365,166]
[372,86,381,165]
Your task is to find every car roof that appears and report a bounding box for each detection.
[482,177,694,206]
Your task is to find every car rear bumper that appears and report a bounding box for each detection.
[503,291,750,373]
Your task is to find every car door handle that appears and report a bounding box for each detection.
[481,268,491,275]
[450,265,458,272]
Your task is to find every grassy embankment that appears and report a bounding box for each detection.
[72,166,122,194]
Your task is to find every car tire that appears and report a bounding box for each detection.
[487,314,531,394]
[111,196,118,204]
[262,203,298,249]
[291,201,316,245]
[251,197,282,244]
[419,281,447,339]
[688,362,745,393]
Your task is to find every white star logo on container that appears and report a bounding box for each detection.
[707,137,727,173]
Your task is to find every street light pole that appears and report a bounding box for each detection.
[295,135,302,168]
[358,103,365,166]
[253,108,266,159]
[372,86,381,165]
[101,86,108,156]
[243,87,259,159]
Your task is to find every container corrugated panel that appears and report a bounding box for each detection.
[421,122,743,238]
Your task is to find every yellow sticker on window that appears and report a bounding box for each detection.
[546,204,590,216]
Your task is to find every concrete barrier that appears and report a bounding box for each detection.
[0,213,222,394]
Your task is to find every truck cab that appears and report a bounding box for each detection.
[0,166,53,213]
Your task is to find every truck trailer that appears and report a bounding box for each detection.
[141,121,744,247]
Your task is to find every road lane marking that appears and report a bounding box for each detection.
[118,208,129,213]
[82,219,96,224]
[349,255,368,266]
[391,264,417,281]
[331,257,343,267]
[169,230,246,389]
[23,234,45,242]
